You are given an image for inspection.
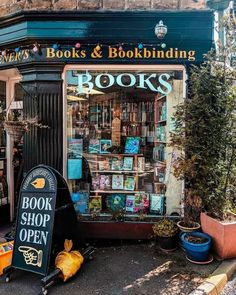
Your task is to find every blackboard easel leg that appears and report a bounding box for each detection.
[3,265,15,282]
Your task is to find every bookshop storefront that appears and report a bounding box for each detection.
[0,10,213,237]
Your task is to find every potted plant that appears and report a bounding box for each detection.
[180,231,212,263]
[170,15,236,259]
[152,218,179,251]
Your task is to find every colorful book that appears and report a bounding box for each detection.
[107,194,126,211]
[89,139,100,154]
[124,176,136,191]
[99,175,111,190]
[92,176,100,190]
[100,139,112,154]
[67,159,82,180]
[112,175,124,190]
[68,138,83,159]
[123,157,133,171]
[124,137,140,154]
[134,193,149,213]
[111,157,123,171]
[98,158,110,170]
[137,157,145,171]
[73,191,89,214]
[89,196,102,213]
[125,195,135,213]
[150,194,164,215]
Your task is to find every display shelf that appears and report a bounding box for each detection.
[91,190,146,194]
[85,153,143,157]
[158,120,167,124]
[91,170,154,174]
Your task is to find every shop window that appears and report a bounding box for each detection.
[66,69,183,220]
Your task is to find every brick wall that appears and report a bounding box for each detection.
[0,0,207,17]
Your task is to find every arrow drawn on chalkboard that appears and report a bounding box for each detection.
[19,246,43,267]
[31,178,46,189]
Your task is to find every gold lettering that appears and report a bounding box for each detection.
[108,47,117,58]
[143,48,151,58]
[156,50,164,58]
[72,48,80,58]
[9,53,14,62]
[46,48,55,58]
[179,50,187,59]
[188,50,196,61]
[80,50,86,58]
[64,50,71,58]
[56,50,63,58]
[166,48,173,58]
[24,49,30,59]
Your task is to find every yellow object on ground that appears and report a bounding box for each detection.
[55,239,84,282]
[0,241,14,276]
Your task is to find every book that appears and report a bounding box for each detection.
[92,176,100,190]
[73,191,89,214]
[124,176,136,191]
[107,194,126,211]
[122,157,133,171]
[124,137,140,154]
[98,158,110,170]
[112,175,124,190]
[68,138,83,159]
[67,158,82,179]
[134,193,149,213]
[137,157,145,171]
[150,194,164,214]
[89,139,100,154]
[89,196,102,213]
[125,195,135,213]
[111,157,123,171]
[156,126,166,142]
[100,139,112,154]
[99,175,111,190]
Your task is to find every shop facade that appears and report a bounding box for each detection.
[0,10,214,238]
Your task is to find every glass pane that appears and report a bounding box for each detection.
[66,69,183,219]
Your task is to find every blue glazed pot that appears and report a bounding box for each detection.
[181,231,212,262]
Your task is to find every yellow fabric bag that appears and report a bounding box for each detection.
[55,240,84,282]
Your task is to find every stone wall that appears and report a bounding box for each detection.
[0,0,207,17]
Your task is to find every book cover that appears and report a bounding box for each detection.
[137,157,145,172]
[100,139,112,154]
[107,194,126,211]
[111,157,123,171]
[112,175,124,190]
[92,176,100,190]
[68,138,83,159]
[134,193,149,213]
[125,195,135,213]
[89,139,100,154]
[67,159,82,180]
[150,194,164,214]
[89,196,102,213]
[98,158,110,170]
[124,176,136,191]
[99,175,111,190]
[124,137,140,154]
[123,157,133,171]
[73,191,89,214]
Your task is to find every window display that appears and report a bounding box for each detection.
[66,69,183,219]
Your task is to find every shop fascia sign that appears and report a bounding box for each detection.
[77,71,172,95]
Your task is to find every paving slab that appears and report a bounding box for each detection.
[0,242,220,295]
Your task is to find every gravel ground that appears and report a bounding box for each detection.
[220,272,236,295]
[0,241,220,295]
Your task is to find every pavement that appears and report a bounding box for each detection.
[220,272,236,295]
[0,239,220,295]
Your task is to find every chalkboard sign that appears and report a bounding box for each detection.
[12,166,57,275]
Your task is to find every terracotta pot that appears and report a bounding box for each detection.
[201,212,236,259]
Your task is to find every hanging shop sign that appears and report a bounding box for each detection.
[12,166,57,275]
